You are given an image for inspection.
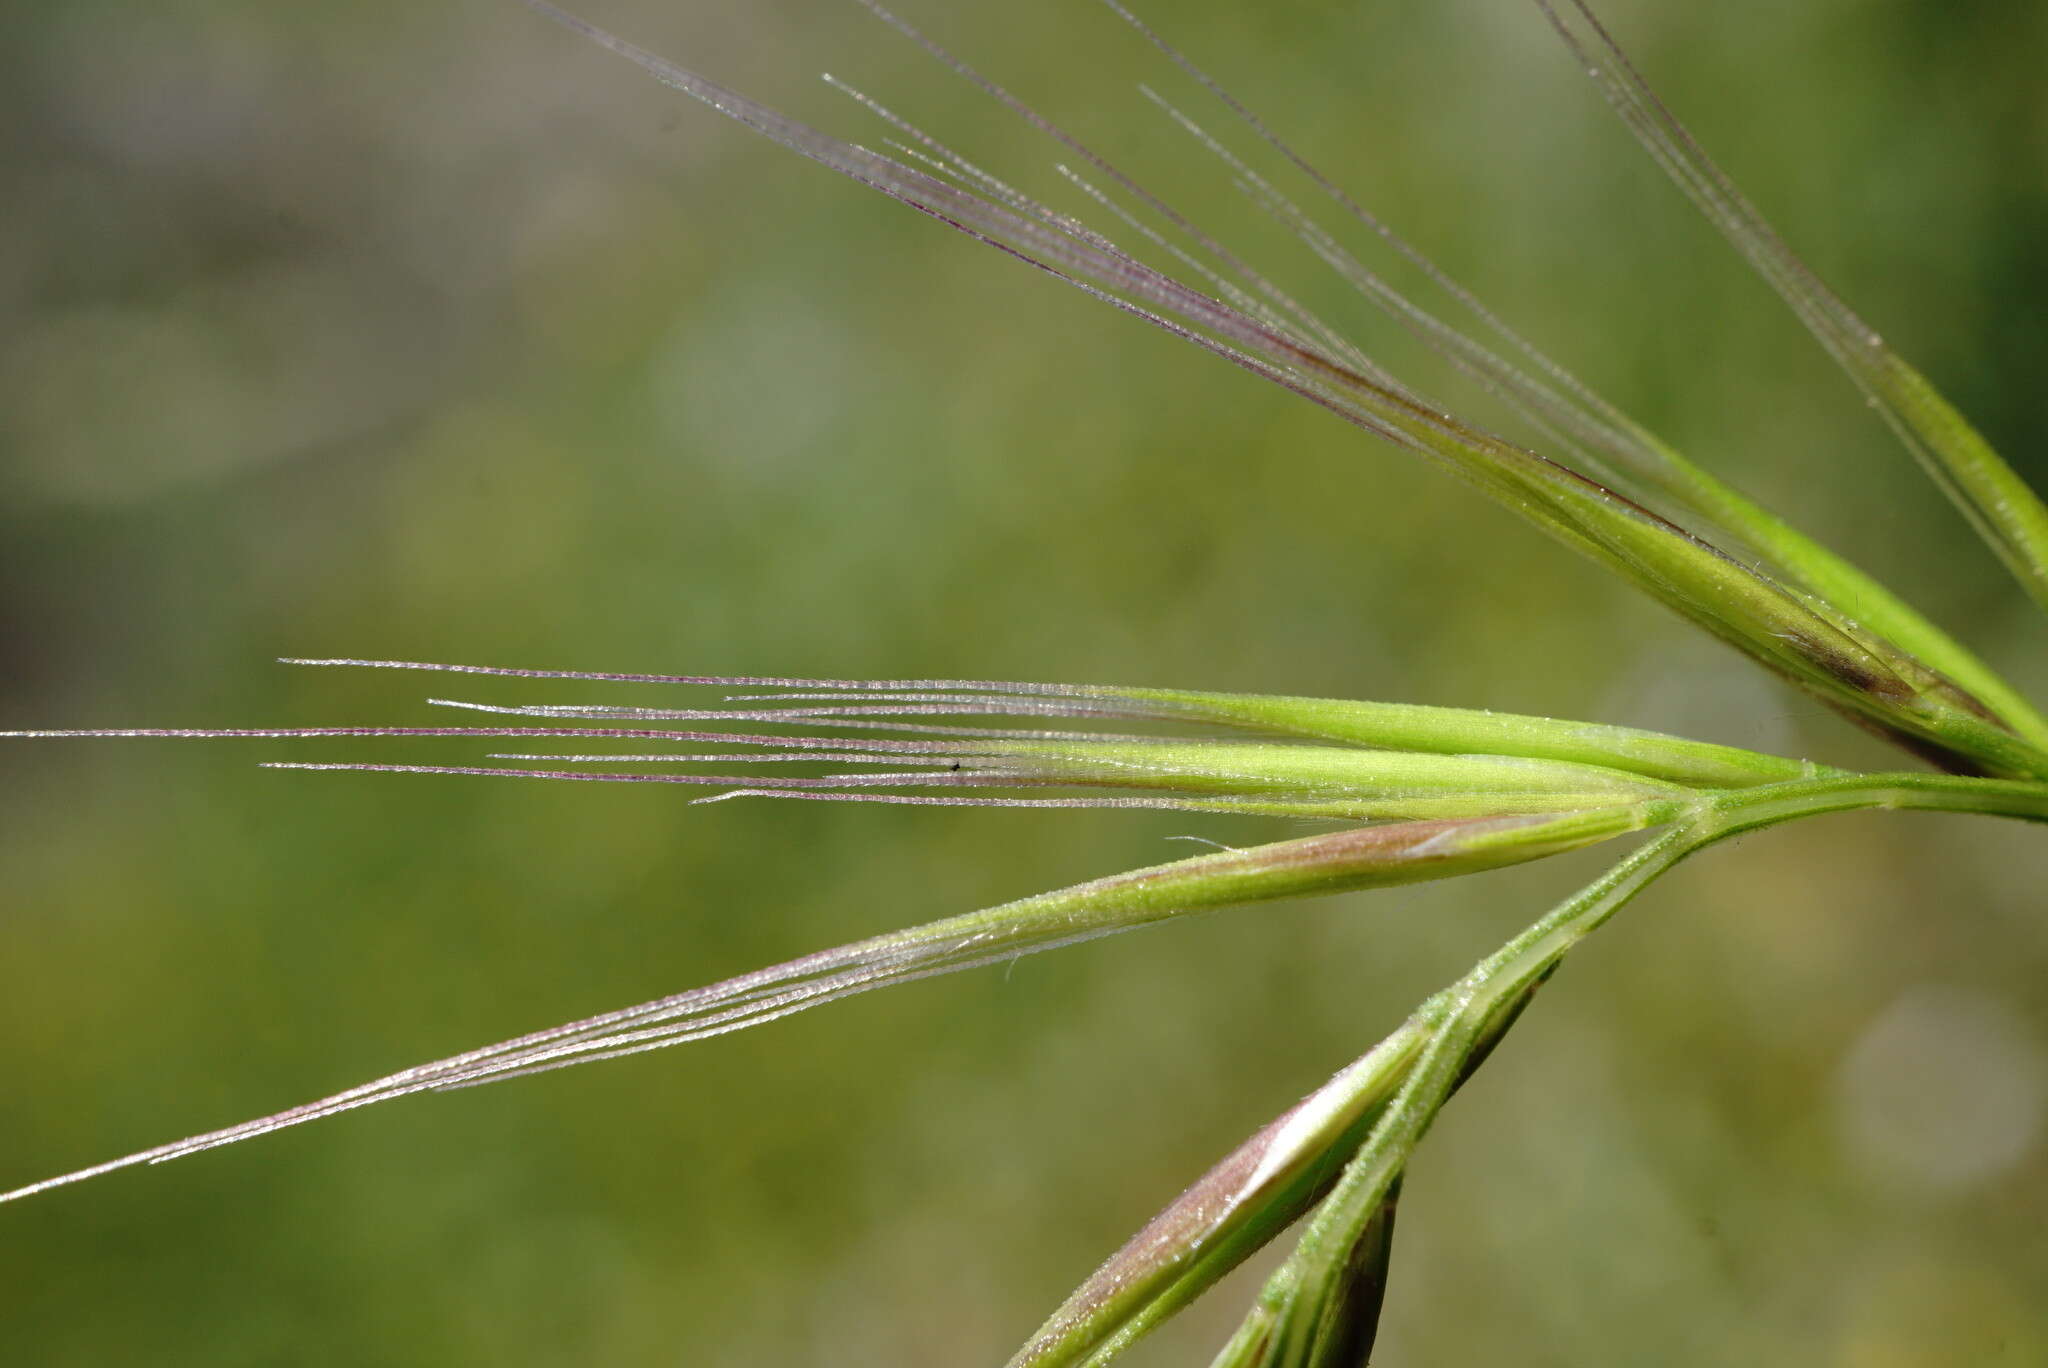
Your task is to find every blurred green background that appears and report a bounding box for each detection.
[5,1,2046,1362]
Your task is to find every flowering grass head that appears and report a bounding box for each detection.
[7,1,2048,1361]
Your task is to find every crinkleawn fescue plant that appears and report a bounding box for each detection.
[9,1,2048,1362]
